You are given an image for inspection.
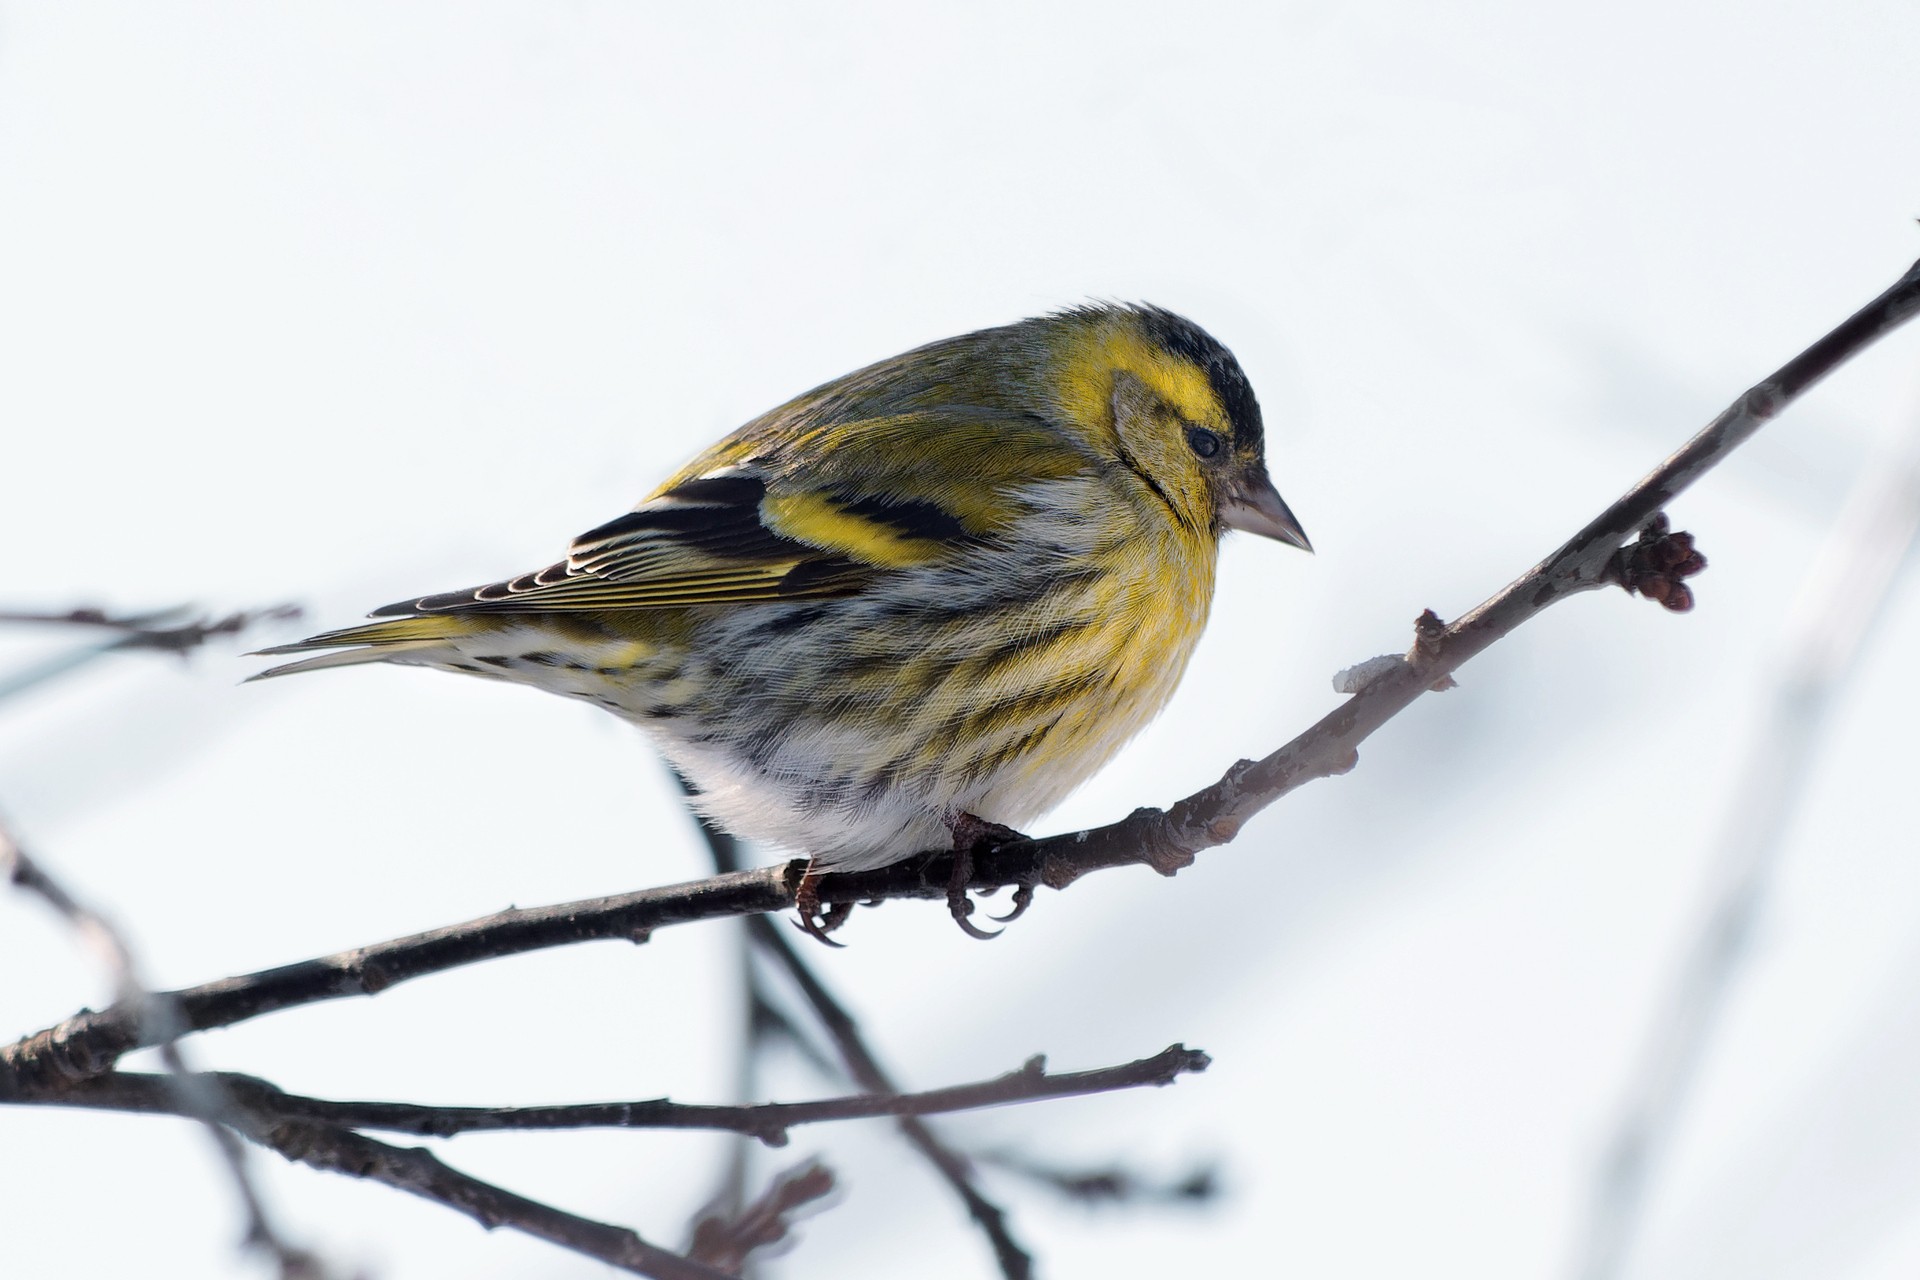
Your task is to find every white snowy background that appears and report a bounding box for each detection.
[4,3,1920,1278]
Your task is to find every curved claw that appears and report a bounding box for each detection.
[949,891,1004,940]
[988,881,1036,924]
[944,839,1003,940]
[793,864,851,948]
[793,913,849,948]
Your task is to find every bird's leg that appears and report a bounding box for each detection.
[793,859,852,947]
[943,812,1028,940]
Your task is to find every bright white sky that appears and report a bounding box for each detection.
[4,4,1920,1279]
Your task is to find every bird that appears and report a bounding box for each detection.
[253,304,1310,940]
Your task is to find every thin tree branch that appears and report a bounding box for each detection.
[1571,397,1920,1280]
[973,1148,1220,1208]
[0,604,304,654]
[34,1045,1209,1144]
[1,816,326,1279]
[6,258,1919,1097]
[214,1107,735,1280]
[0,603,304,702]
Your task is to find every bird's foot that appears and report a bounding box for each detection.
[943,813,1029,940]
[793,861,852,947]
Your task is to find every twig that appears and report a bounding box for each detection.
[687,1161,836,1271]
[0,603,304,702]
[7,256,1918,1087]
[1571,402,1920,1280]
[0,816,325,1279]
[35,1045,1210,1145]
[974,1148,1220,1208]
[0,604,304,654]
[214,1108,735,1280]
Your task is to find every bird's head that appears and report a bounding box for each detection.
[1044,304,1310,552]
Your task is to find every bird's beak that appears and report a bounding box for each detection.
[1221,471,1312,552]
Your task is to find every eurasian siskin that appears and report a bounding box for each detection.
[255,304,1309,936]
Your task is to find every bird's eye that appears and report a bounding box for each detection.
[1185,427,1223,459]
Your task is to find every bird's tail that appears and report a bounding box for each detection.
[247,615,475,681]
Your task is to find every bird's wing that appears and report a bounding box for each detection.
[371,410,1087,616]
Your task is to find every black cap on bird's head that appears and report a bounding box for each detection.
[1129,305,1310,552]
[1134,306,1265,455]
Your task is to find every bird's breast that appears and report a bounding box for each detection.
[617,487,1222,868]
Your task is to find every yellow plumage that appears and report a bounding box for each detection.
[255,304,1309,933]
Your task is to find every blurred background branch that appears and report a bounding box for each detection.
[0,604,301,702]
[1573,402,1920,1280]
[1,814,328,1279]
